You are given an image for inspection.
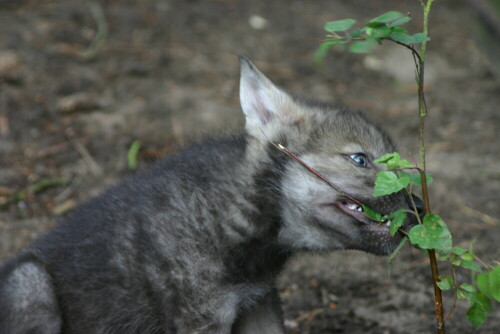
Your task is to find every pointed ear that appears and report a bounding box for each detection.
[239,56,299,140]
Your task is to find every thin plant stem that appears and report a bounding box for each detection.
[444,267,459,323]
[272,143,362,206]
[417,1,445,333]
[382,38,422,63]
[406,186,423,225]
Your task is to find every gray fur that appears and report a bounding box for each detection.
[0,57,419,333]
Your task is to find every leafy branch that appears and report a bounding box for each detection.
[314,11,428,64]
[315,2,500,332]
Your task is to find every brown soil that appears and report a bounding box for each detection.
[1,1,499,333]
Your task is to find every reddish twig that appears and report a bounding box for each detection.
[272,143,363,206]
[419,151,445,334]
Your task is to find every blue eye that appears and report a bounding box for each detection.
[349,153,368,167]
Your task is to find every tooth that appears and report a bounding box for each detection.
[357,206,363,212]
[347,204,357,210]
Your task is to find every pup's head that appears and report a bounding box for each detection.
[239,56,419,255]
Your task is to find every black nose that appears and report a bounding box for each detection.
[408,194,425,218]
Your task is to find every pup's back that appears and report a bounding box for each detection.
[1,135,271,333]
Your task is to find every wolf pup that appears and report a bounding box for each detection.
[0,57,421,334]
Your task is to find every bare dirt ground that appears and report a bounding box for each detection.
[1,0,499,333]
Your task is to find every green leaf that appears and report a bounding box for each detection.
[374,152,412,169]
[467,291,492,328]
[32,178,70,194]
[467,302,487,328]
[437,275,453,291]
[401,171,433,186]
[460,251,474,261]
[388,31,430,45]
[436,251,449,261]
[324,19,357,32]
[373,171,410,197]
[388,209,406,236]
[391,27,408,34]
[408,214,452,252]
[472,291,493,312]
[411,32,430,43]
[461,283,476,293]
[348,40,376,53]
[362,204,382,222]
[452,247,468,255]
[365,23,391,39]
[451,255,462,266]
[127,140,142,170]
[314,40,344,65]
[389,16,411,27]
[461,260,482,273]
[389,31,415,44]
[370,11,405,23]
[365,22,386,28]
[350,29,361,38]
[477,266,500,302]
[457,289,472,300]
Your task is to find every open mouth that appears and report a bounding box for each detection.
[335,198,392,227]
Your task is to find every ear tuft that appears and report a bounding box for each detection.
[239,55,256,74]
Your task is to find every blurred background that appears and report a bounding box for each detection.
[0,0,499,333]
